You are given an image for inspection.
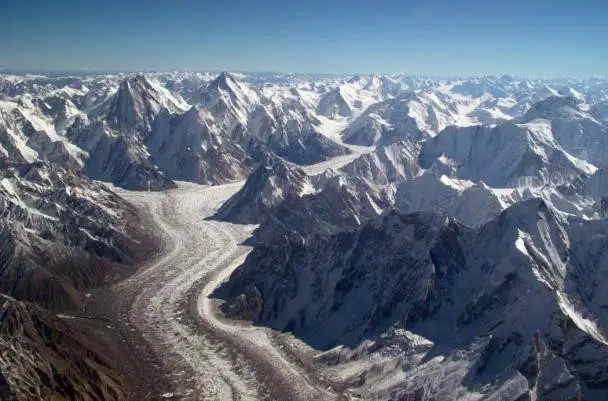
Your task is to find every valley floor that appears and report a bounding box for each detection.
[91,182,346,401]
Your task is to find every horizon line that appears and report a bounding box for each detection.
[1,67,607,82]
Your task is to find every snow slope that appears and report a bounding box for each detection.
[220,200,608,400]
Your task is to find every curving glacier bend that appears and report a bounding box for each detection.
[104,141,375,400]
[109,182,348,401]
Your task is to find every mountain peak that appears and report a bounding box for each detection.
[557,86,586,102]
[250,154,308,187]
[209,71,240,91]
[117,74,153,93]
[488,197,567,244]
[214,155,312,224]
[502,197,551,220]
[316,87,353,118]
[197,71,258,129]
[102,74,188,133]
[218,71,235,80]
[522,95,582,122]
[132,72,148,82]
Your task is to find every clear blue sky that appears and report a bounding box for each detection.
[1,0,606,78]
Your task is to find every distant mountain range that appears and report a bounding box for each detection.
[2,70,608,400]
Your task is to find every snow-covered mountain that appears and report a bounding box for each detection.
[37,72,347,188]
[0,98,156,399]
[66,75,188,189]
[2,71,607,191]
[218,199,608,400]
[215,155,314,224]
[316,87,356,118]
[248,94,351,165]
[592,101,608,124]
[341,139,420,187]
[341,93,428,146]
[205,74,608,401]
[520,95,608,168]
[419,120,596,188]
[194,71,259,132]
[341,91,471,146]
[0,162,153,310]
[93,74,189,134]
[219,139,423,241]
[252,172,388,245]
[395,172,503,227]
[3,70,608,400]
[582,167,608,199]
[0,97,86,169]
[146,106,262,184]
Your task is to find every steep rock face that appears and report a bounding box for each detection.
[247,104,276,143]
[253,174,387,245]
[316,87,354,118]
[594,196,608,218]
[248,99,351,165]
[0,294,127,401]
[0,158,158,399]
[67,118,176,190]
[218,140,412,243]
[195,72,259,133]
[218,200,608,400]
[236,141,421,245]
[582,167,608,199]
[340,91,463,146]
[146,107,260,184]
[94,74,188,134]
[0,112,37,164]
[341,94,428,146]
[395,173,503,227]
[521,95,581,122]
[0,162,154,310]
[592,101,608,124]
[192,72,352,167]
[268,123,350,165]
[219,210,453,348]
[341,140,421,187]
[215,156,313,224]
[521,96,608,168]
[0,161,155,401]
[30,93,87,135]
[70,73,268,190]
[0,100,86,169]
[67,75,188,190]
[419,121,594,187]
[160,72,215,104]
